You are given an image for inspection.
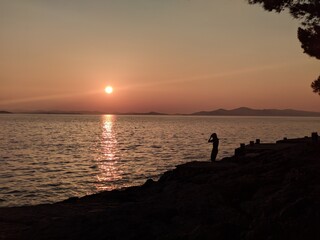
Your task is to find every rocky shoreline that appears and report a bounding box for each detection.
[1,136,320,240]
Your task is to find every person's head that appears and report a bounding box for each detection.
[212,133,218,139]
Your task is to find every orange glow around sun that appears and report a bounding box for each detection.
[104,86,113,94]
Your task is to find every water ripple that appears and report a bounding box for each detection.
[1,114,320,206]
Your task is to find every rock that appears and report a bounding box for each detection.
[0,140,320,239]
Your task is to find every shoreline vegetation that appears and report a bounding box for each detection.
[1,107,320,116]
[1,135,320,239]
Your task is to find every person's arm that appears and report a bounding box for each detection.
[208,136,213,142]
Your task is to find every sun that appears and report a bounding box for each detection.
[104,86,113,94]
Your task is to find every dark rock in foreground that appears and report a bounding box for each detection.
[1,139,320,240]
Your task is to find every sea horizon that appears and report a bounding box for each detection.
[1,106,320,117]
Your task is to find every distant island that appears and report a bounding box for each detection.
[191,107,320,117]
[16,111,168,115]
[116,111,168,116]
[0,111,12,114]
[2,107,320,117]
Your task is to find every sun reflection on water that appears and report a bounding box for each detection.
[95,115,122,191]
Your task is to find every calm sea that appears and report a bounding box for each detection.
[0,114,319,207]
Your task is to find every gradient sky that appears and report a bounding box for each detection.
[0,0,319,113]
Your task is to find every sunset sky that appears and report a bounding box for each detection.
[0,0,319,113]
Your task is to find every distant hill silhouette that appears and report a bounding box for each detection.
[4,108,320,116]
[18,110,167,116]
[192,107,320,117]
[116,111,167,116]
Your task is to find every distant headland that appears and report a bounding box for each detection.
[191,107,320,117]
[1,107,320,117]
[0,111,12,114]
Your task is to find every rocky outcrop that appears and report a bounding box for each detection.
[1,140,320,240]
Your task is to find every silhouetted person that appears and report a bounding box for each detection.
[208,133,219,161]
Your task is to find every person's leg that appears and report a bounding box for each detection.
[211,150,218,161]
